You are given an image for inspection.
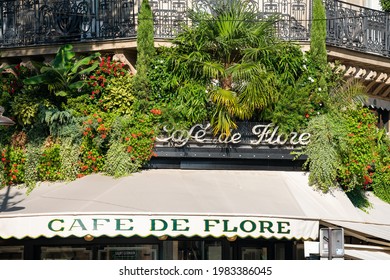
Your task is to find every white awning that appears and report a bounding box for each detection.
[323,220,390,243]
[344,245,390,260]
[323,193,390,242]
[0,169,389,241]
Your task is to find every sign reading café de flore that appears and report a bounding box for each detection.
[156,123,310,147]
[0,215,319,240]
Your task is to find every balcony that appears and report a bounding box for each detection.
[0,0,388,55]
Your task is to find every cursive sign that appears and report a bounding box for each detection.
[156,123,310,147]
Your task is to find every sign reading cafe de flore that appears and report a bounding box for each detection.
[0,215,319,240]
[156,123,311,148]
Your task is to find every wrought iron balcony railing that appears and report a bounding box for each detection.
[0,0,390,58]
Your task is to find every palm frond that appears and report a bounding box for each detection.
[330,78,368,111]
[210,105,238,136]
[209,88,239,115]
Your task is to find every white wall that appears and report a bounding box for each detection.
[364,0,382,10]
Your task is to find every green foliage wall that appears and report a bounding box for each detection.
[310,0,327,67]
[0,0,389,208]
[0,45,161,191]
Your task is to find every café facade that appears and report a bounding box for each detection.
[0,123,390,260]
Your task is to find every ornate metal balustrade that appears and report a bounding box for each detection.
[326,0,390,56]
[0,0,390,58]
[0,0,310,46]
[0,0,137,46]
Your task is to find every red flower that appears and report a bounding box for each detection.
[150,108,162,115]
[363,175,373,185]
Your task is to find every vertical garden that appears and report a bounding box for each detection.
[0,0,389,207]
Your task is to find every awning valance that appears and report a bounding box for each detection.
[0,214,318,240]
[367,97,390,111]
[0,170,389,241]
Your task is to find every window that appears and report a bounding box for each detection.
[41,246,92,260]
[98,244,158,260]
[164,240,222,260]
[0,246,23,260]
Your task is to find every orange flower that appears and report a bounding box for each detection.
[150,108,162,115]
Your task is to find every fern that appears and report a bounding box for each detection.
[41,108,76,137]
[104,141,140,178]
[300,114,342,191]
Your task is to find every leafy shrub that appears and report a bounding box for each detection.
[104,113,158,177]
[1,146,26,185]
[78,147,105,176]
[11,95,40,126]
[78,113,110,176]
[102,75,135,115]
[337,108,379,191]
[87,56,127,103]
[38,144,63,181]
